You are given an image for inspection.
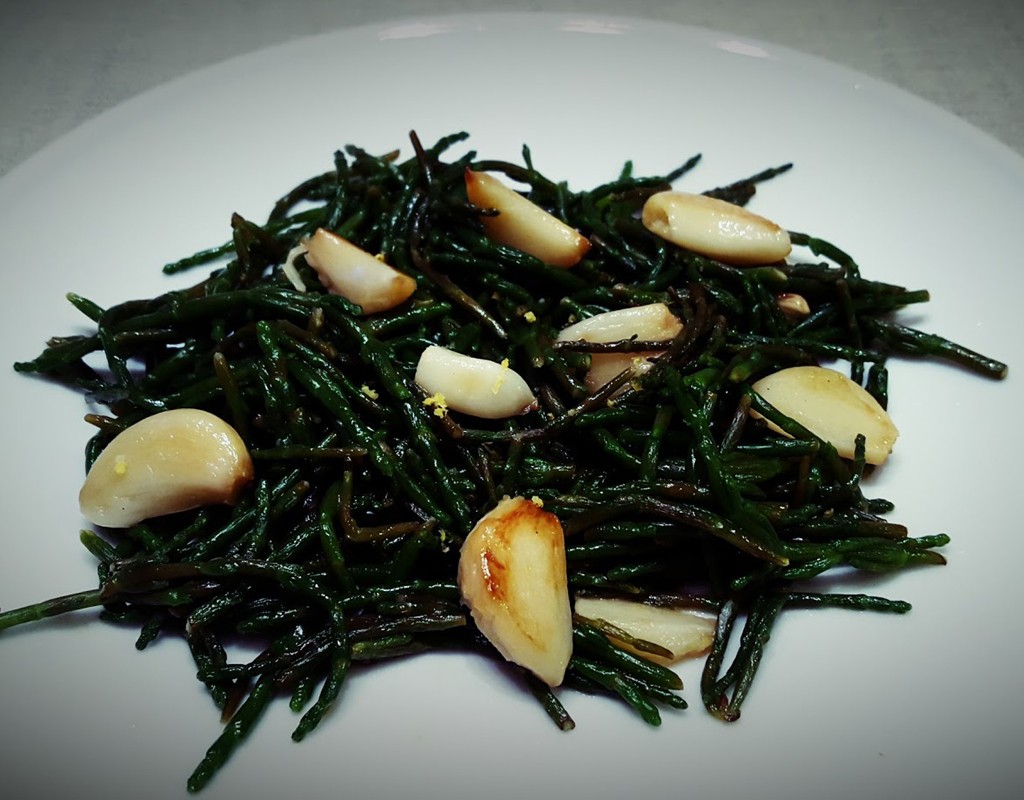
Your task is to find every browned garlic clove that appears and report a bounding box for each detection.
[642,191,791,266]
[458,496,572,686]
[465,168,591,268]
[750,365,899,465]
[574,596,716,667]
[303,228,416,315]
[413,345,537,419]
[79,408,254,528]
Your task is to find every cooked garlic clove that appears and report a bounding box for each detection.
[458,496,573,686]
[584,352,660,394]
[303,228,416,315]
[750,365,899,465]
[642,191,791,266]
[574,596,716,666]
[414,345,537,419]
[776,292,810,320]
[79,408,254,528]
[556,303,683,345]
[557,303,682,393]
[465,168,591,268]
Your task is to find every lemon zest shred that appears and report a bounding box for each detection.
[492,358,510,395]
[423,393,448,418]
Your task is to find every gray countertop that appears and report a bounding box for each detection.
[2,0,1023,179]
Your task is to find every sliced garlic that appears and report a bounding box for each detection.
[282,243,309,292]
[556,303,683,393]
[750,365,899,465]
[458,496,572,686]
[465,168,591,268]
[414,345,537,419]
[79,408,254,528]
[574,596,716,666]
[303,228,416,315]
[642,191,792,266]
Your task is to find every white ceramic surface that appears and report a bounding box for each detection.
[1,13,1021,800]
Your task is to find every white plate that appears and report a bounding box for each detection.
[1,13,1021,800]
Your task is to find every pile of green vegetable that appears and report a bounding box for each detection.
[1,131,1006,792]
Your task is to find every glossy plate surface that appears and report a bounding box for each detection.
[0,13,1020,800]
